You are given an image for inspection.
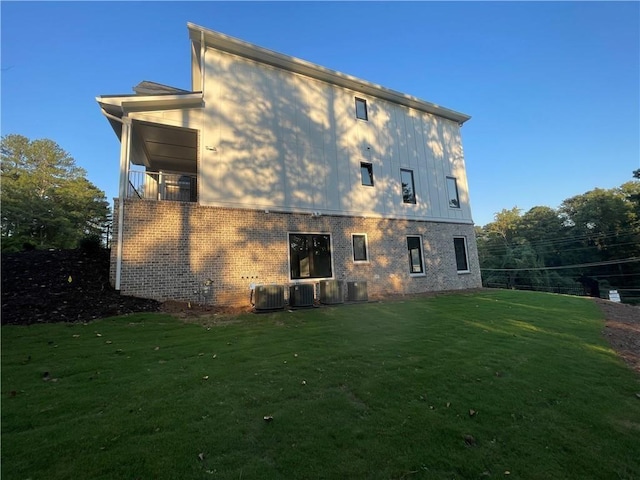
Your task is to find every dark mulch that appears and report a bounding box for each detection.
[1,248,160,325]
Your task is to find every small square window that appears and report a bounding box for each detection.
[360,163,374,186]
[401,169,416,204]
[355,98,368,120]
[407,236,424,275]
[352,234,369,262]
[447,177,460,208]
[454,237,469,272]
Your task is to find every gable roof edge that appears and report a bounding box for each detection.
[187,22,470,125]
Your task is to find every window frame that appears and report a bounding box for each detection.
[288,232,334,281]
[351,233,370,264]
[453,236,470,273]
[446,176,461,209]
[360,162,374,187]
[406,235,426,276]
[401,168,417,204]
[355,97,368,121]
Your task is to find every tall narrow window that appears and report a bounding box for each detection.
[407,236,424,274]
[401,169,416,204]
[355,97,368,120]
[447,176,460,208]
[352,234,369,263]
[454,237,470,272]
[289,233,333,280]
[360,162,374,186]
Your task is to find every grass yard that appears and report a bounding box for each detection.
[2,290,639,479]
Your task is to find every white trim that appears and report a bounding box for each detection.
[351,233,370,264]
[454,236,471,273]
[196,200,476,225]
[115,117,132,291]
[187,23,470,125]
[406,235,426,276]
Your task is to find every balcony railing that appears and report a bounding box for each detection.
[128,170,197,202]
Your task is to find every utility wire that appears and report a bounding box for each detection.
[481,257,640,272]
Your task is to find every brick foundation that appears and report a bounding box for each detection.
[111,199,482,307]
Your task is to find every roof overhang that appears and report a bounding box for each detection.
[96,93,202,173]
[96,92,203,139]
[188,22,471,125]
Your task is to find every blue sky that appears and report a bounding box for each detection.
[2,1,638,227]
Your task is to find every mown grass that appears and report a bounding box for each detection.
[2,290,639,479]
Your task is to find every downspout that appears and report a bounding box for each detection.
[200,30,205,94]
[100,107,131,291]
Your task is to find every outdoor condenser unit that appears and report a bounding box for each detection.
[319,280,344,305]
[254,284,285,311]
[289,284,314,307]
[347,281,368,302]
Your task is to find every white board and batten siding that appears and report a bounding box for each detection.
[198,46,473,224]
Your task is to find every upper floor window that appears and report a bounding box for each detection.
[360,162,374,186]
[453,237,470,272]
[401,169,416,204]
[447,176,460,208]
[352,234,369,263]
[355,98,368,120]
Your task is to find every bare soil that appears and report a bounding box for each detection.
[596,298,640,374]
[2,249,638,374]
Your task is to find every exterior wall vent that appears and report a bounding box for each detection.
[254,284,285,310]
[319,280,344,304]
[347,281,368,302]
[289,284,315,307]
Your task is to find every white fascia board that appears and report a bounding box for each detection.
[187,22,471,125]
[96,93,203,116]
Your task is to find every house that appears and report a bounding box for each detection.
[96,22,482,307]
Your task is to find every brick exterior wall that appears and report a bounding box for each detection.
[111,199,482,306]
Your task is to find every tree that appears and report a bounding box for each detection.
[1,134,110,250]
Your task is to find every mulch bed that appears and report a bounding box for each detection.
[2,249,639,375]
[1,248,160,325]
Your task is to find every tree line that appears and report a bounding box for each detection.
[1,134,111,252]
[476,170,640,296]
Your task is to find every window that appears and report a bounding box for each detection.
[447,176,460,208]
[401,169,416,204]
[355,97,368,120]
[352,234,369,262]
[407,236,424,275]
[289,233,333,280]
[360,163,374,186]
[454,237,469,272]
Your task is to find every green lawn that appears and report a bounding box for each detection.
[2,290,639,479]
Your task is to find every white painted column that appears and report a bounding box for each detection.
[115,116,132,291]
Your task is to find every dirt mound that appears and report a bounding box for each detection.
[1,248,160,325]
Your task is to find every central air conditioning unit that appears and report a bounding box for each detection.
[254,284,285,311]
[347,281,368,302]
[319,280,344,305]
[289,284,314,307]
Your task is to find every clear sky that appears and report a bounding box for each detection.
[2,1,638,227]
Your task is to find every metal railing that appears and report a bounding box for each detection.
[127,170,197,202]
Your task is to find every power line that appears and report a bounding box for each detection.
[481,257,640,272]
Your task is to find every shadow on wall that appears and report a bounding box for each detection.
[118,51,478,305]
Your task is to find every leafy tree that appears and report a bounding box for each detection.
[1,134,110,251]
[477,174,640,294]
